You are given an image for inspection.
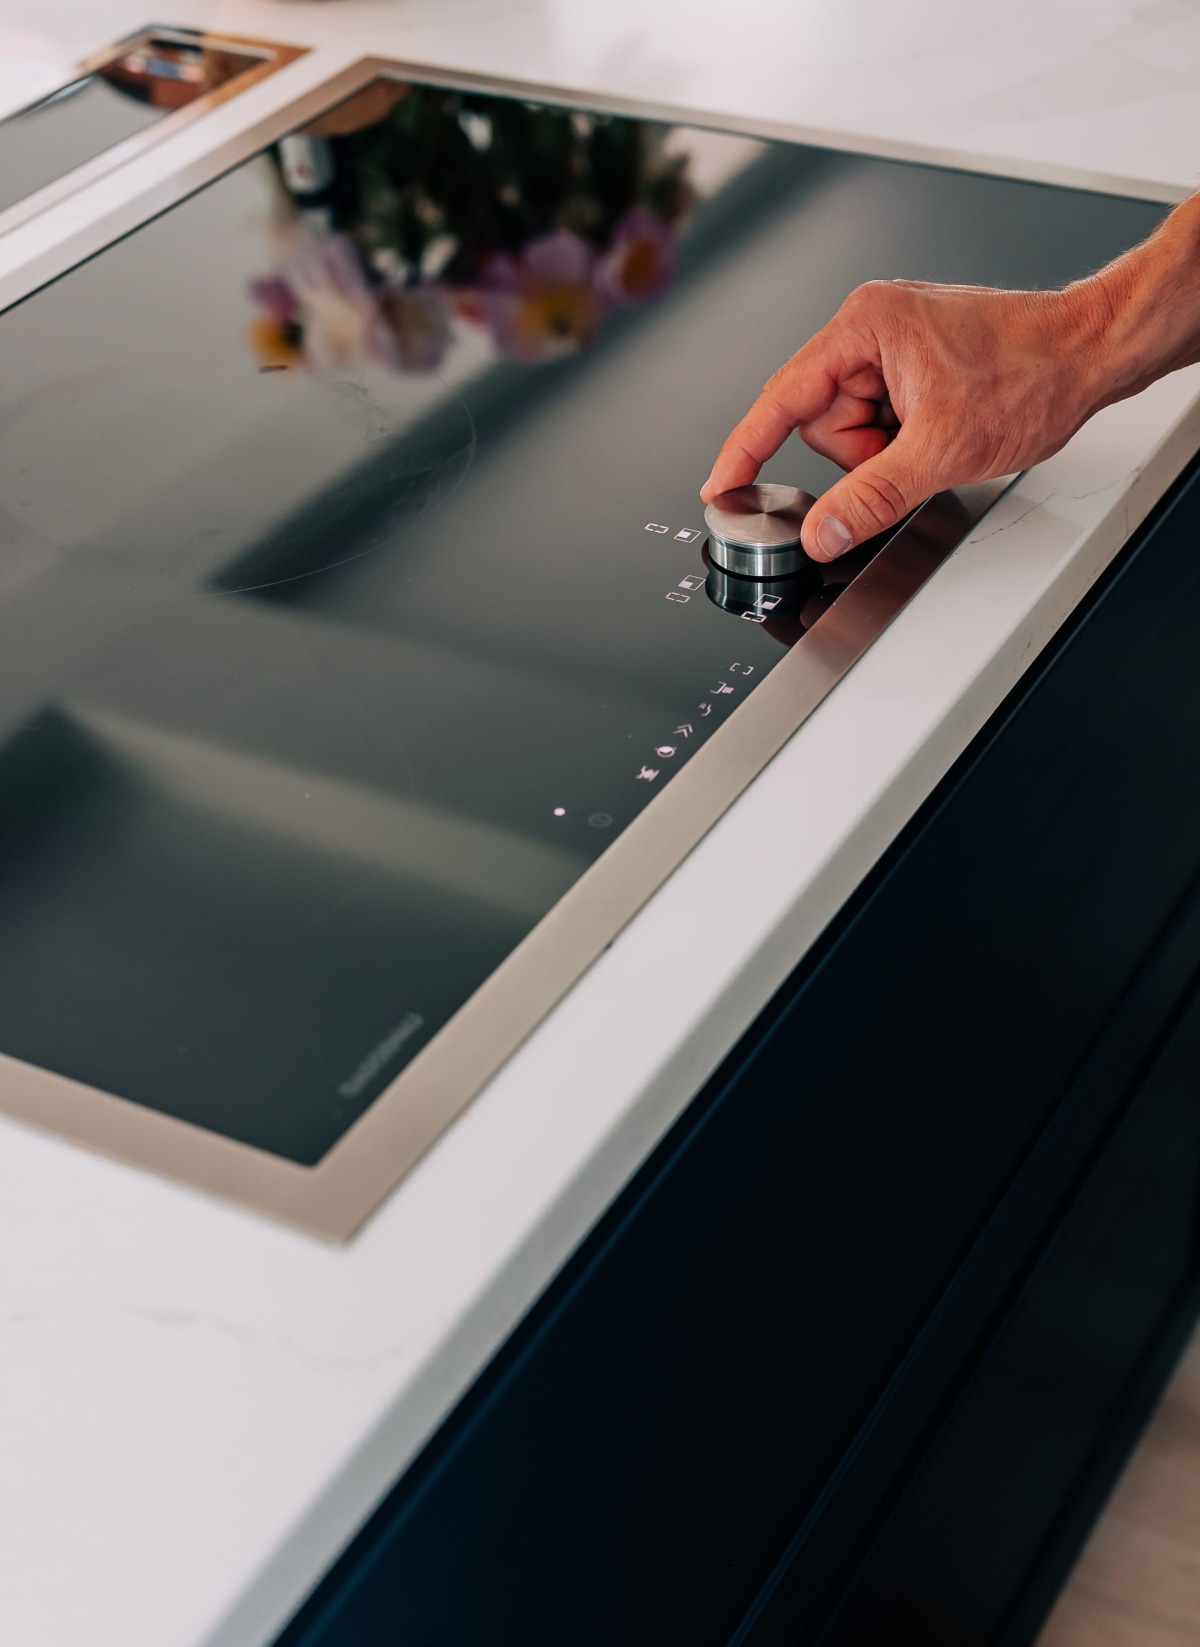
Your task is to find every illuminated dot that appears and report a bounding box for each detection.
[553,807,566,817]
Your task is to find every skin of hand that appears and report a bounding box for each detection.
[701,192,1200,561]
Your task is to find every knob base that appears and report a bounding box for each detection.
[707,537,809,578]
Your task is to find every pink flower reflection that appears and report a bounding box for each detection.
[464,229,606,362]
[275,234,399,371]
[595,208,677,306]
[249,274,298,326]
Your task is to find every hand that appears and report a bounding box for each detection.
[701,279,1118,561]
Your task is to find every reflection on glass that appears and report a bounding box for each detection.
[0,31,272,218]
[249,82,695,374]
[0,76,1165,1167]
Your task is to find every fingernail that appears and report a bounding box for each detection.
[815,515,853,559]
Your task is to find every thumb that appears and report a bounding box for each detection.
[801,432,936,561]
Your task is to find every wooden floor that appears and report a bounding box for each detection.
[1037,1327,1200,1647]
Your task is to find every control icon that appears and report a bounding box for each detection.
[729,663,755,676]
[741,611,766,623]
[644,522,670,534]
[757,594,782,613]
[665,591,690,604]
[675,528,701,542]
[674,723,693,738]
[655,744,677,759]
[698,703,712,717]
[712,680,735,696]
[589,812,613,829]
[677,574,704,591]
[636,765,660,782]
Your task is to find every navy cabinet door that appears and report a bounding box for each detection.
[276,460,1200,1647]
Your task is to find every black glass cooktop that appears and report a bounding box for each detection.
[0,30,272,217]
[0,76,1162,1178]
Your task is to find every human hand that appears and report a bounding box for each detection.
[700,279,1116,561]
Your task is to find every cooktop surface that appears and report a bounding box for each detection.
[0,26,295,220]
[0,69,1163,1232]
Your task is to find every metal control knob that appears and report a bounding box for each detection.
[704,483,815,578]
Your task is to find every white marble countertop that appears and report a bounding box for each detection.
[2,5,1200,1646]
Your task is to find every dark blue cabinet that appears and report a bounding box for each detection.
[275,454,1200,1647]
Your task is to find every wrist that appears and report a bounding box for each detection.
[1063,194,1200,414]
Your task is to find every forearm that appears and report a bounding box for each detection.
[1069,190,1200,414]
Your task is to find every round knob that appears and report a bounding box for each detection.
[704,483,815,578]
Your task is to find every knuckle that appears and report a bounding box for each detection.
[850,469,909,528]
[845,279,892,312]
[763,348,810,399]
[760,370,789,407]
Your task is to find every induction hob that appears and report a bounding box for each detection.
[0,25,304,231]
[0,63,1164,1235]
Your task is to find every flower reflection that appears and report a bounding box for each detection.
[280,234,399,371]
[596,208,677,307]
[469,230,603,362]
[248,84,694,374]
[249,315,305,371]
[248,272,304,368]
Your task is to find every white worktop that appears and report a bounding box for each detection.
[2,5,1200,1646]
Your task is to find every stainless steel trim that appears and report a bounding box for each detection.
[0,26,307,240]
[0,59,1017,1238]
